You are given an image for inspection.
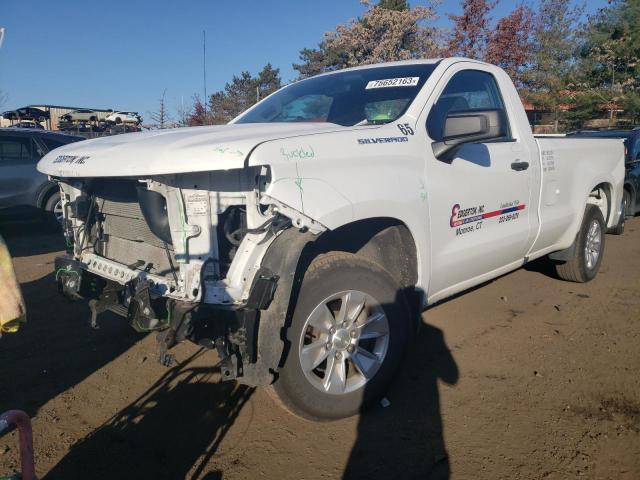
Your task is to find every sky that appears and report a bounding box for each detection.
[0,0,607,121]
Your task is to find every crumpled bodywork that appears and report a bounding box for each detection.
[38,119,430,303]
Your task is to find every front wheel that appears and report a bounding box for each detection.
[271,252,411,421]
[44,191,63,229]
[555,204,606,282]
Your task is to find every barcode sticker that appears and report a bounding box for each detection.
[365,77,420,89]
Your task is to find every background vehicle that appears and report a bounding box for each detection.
[0,129,84,225]
[59,109,98,123]
[105,111,141,124]
[567,128,640,218]
[14,121,43,129]
[39,58,624,420]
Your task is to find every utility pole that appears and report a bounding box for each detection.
[203,30,207,121]
[610,61,615,128]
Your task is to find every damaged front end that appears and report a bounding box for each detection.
[54,166,324,384]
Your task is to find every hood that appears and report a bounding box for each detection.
[37,123,348,178]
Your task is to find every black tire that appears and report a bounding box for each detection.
[610,190,630,235]
[43,190,63,229]
[624,190,633,217]
[271,252,411,421]
[555,204,606,283]
[115,117,122,124]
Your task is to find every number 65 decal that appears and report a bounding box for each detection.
[397,123,414,136]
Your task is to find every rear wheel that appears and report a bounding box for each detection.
[271,252,411,421]
[555,204,606,282]
[610,190,630,235]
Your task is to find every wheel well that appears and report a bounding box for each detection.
[587,183,612,224]
[36,182,60,209]
[312,218,418,289]
[624,183,635,205]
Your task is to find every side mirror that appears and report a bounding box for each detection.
[432,109,507,159]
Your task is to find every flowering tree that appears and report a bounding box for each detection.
[186,95,210,126]
[484,5,534,85]
[445,0,497,59]
[293,0,440,77]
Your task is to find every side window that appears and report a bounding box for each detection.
[32,138,46,158]
[427,70,510,142]
[0,136,33,163]
[41,137,68,152]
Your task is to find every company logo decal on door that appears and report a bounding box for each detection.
[450,201,526,236]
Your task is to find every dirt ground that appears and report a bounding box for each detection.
[0,217,639,480]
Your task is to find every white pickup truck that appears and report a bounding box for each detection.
[39,58,625,420]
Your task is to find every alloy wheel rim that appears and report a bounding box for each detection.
[298,290,390,395]
[584,219,601,270]
[53,200,64,223]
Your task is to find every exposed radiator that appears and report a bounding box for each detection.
[90,181,175,277]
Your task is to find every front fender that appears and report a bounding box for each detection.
[248,127,430,291]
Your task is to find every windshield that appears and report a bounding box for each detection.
[235,64,437,127]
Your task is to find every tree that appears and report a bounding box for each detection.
[563,91,602,130]
[207,64,282,124]
[523,0,584,131]
[525,0,583,93]
[185,95,210,126]
[445,0,497,59]
[484,5,534,85]
[293,0,439,77]
[577,0,640,91]
[149,89,169,129]
[377,0,409,11]
[620,91,640,124]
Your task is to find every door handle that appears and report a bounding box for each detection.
[511,161,529,171]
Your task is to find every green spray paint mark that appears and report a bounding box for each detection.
[294,163,304,213]
[213,146,244,157]
[55,265,79,281]
[281,145,315,161]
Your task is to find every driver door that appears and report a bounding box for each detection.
[424,67,536,299]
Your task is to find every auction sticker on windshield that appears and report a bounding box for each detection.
[365,77,420,89]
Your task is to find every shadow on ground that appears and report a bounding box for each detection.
[0,221,143,417]
[45,350,254,479]
[0,217,65,257]
[523,256,561,279]
[0,272,144,417]
[343,322,458,480]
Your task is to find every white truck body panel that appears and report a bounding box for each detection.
[38,58,625,308]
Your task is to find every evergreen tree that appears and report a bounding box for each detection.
[207,64,282,124]
[578,0,640,91]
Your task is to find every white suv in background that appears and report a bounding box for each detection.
[106,111,141,124]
